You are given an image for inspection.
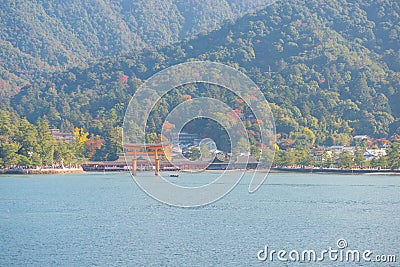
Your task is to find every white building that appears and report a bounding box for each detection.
[50,129,74,143]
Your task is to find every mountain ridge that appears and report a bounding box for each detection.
[0,0,274,96]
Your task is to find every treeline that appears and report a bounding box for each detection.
[0,0,399,160]
[0,110,121,168]
[275,143,400,170]
[2,107,399,169]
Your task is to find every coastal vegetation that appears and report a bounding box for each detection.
[0,110,89,168]
[0,0,399,170]
[274,142,400,170]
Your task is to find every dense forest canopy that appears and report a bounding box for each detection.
[0,0,273,97]
[0,110,88,167]
[0,0,399,163]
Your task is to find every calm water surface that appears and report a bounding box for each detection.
[0,172,399,266]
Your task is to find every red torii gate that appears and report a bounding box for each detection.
[124,144,170,176]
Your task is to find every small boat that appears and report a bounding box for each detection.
[169,173,179,177]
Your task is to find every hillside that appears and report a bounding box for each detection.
[0,0,272,97]
[2,0,400,157]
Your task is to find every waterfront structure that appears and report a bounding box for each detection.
[50,129,74,143]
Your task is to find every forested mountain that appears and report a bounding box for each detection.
[0,0,272,97]
[1,0,400,161]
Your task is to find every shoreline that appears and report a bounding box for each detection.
[0,167,84,175]
[1,166,399,175]
[270,167,400,175]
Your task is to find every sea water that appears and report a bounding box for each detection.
[0,172,399,266]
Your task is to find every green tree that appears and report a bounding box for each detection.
[354,146,367,168]
[53,141,75,166]
[371,156,388,169]
[72,127,89,158]
[338,151,354,169]
[92,127,121,161]
[321,150,334,168]
[0,141,20,167]
[387,142,400,170]
[15,118,40,166]
[36,120,55,165]
[273,149,295,167]
[0,110,13,136]
[378,156,389,169]
[290,127,316,147]
[295,147,314,167]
